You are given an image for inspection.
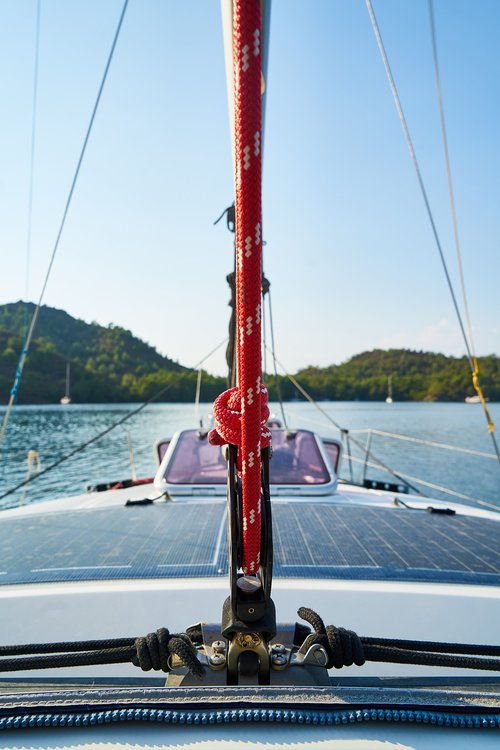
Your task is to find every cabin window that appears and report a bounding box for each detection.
[156,439,171,465]
[322,439,341,472]
[164,429,331,485]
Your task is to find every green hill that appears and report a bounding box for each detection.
[266,349,500,402]
[0,302,498,403]
[0,302,227,404]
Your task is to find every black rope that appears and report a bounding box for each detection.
[225,271,237,388]
[297,607,500,672]
[185,624,203,645]
[298,608,365,669]
[214,203,235,232]
[0,628,204,679]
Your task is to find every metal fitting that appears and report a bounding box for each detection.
[271,652,288,669]
[211,640,226,653]
[209,652,226,669]
[235,632,261,649]
[271,643,286,655]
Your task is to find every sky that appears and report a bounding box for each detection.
[0,0,499,377]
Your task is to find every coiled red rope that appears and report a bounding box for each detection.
[209,386,272,467]
[209,0,267,574]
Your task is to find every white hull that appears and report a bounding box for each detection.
[1,477,498,681]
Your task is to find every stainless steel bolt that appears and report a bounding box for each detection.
[211,640,226,653]
[236,632,261,649]
[271,643,286,655]
[271,653,287,667]
[209,653,226,668]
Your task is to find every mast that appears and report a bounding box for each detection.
[65,361,70,399]
[386,375,393,405]
[60,361,71,405]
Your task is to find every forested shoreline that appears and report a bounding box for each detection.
[0,302,498,404]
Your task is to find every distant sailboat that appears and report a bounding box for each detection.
[385,375,393,404]
[60,361,71,405]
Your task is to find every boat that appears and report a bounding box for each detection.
[60,362,71,405]
[0,0,499,746]
[466,395,489,404]
[385,375,393,404]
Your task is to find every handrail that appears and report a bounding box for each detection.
[343,455,499,511]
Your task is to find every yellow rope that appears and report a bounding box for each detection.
[472,359,495,434]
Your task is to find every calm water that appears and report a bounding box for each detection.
[0,401,499,510]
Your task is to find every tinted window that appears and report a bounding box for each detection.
[164,430,330,485]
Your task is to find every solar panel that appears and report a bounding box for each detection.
[0,501,498,586]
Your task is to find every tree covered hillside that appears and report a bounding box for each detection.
[0,302,213,404]
[0,302,498,403]
[266,349,500,402]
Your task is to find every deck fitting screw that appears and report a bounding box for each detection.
[271,653,288,668]
[271,643,286,655]
[236,632,261,649]
[212,640,226,653]
[209,653,226,668]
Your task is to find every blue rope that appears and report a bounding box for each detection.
[0,706,499,731]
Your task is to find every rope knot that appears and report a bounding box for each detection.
[208,385,271,466]
[132,628,204,679]
[297,607,365,670]
[133,628,171,672]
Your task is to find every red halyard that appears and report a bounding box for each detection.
[209,0,269,574]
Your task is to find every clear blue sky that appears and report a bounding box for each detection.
[1,0,499,376]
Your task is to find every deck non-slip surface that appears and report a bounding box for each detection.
[0,501,499,586]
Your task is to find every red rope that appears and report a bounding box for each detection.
[209,386,271,467]
[209,0,267,574]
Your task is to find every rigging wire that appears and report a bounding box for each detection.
[0,337,228,506]
[267,348,424,496]
[365,428,498,461]
[0,0,42,481]
[364,0,500,464]
[24,0,41,311]
[285,416,498,461]
[347,454,498,511]
[0,0,130,461]
[364,0,472,365]
[285,412,498,509]
[194,367,202,428]
[428,0,498,459]
[267,288,288,429]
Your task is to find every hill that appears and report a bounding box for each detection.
[0,302,227,404]
[0,303,498,403]
[266,349,500,402]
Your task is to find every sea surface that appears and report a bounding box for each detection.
[0,401,499,511]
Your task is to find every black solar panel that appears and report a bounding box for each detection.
[0,501,499,586]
